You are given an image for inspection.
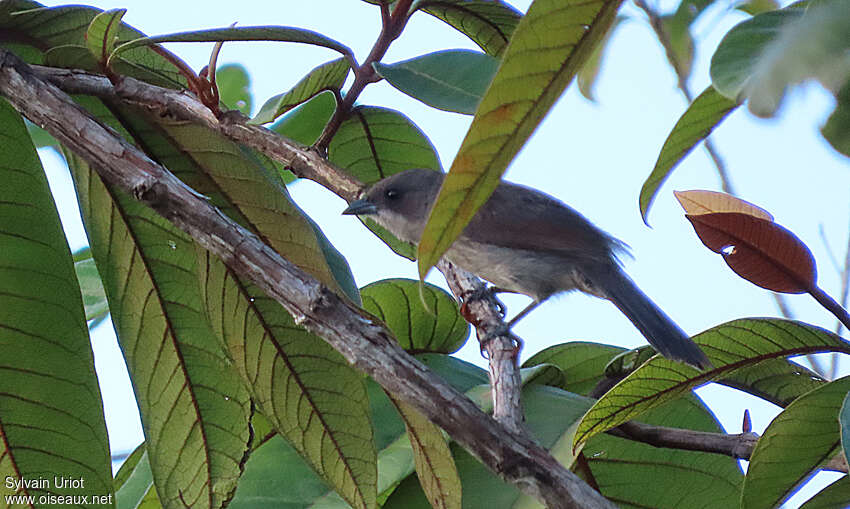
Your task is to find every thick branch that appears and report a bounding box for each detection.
[0,49,611,509]
[31,63,527,434]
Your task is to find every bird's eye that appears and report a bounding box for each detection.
[385,189,399,200]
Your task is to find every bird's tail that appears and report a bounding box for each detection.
[589,266,711,370]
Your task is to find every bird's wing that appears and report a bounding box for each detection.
[462,181,627,260]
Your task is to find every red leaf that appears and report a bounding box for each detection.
[686,212,816,293]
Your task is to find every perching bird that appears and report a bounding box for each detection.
[342,169,710,369]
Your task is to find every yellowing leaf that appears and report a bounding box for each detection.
[686,212,816,293]
[416,0,624,280]
[674,189,773,220]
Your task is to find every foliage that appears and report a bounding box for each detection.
[1,0,849,508]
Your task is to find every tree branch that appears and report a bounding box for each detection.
[0,49,607,509]
[31,63,528,435]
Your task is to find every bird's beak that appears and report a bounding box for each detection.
[342,198,377,215]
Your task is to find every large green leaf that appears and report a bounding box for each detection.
[252,58,350,125]
[583,396,743,508]
[719,357,825,407]
[197,249,376,509]
[329,106,442,260]
[125,110,373,507]
[0,1,187,88]
[742,377,850,509]
[385,384,594,507]
[416,0,624,280]
[361,279,469,354]
[415,0,523,56]
[0,98,113,507]
[386,394,462,509]
[574,319,850,448]
[225,356,485,508]
[722,0,850,117]
[329,105,442,183]
[709,2,806,100]
[639,86,739,223]
[522,342,625,396]
[373,50,499,115]
[63,119,252,509]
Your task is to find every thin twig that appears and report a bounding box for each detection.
[314,0,413,151]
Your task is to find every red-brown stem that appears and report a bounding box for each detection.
[809,285,850,333]
[314,0,413,151]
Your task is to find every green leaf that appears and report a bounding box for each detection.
[113,442,147,492]
[799,477,850,509]
[114,447,159,509]
[0,97,113,506]
[385,384,594,507]
[740,1,850,117]
[523,342,625,396]
[329,106,442,183]
[709,2,806,100]
[415,0,523,56]
[122,113,375,508]
[271,90,337,146]
[228,356,484,508]
[573,319,850,448]
[386,394,461,509]
[0,3,187,88]
[216,63,252,115]
[110,25,354,66]
[361,279,469,353]
[742,377,850,509]
[252,58,350,124]
[640,86,739,223]
[85,8,125,64]
[329,106,442,260]
[73,248,109,321]
[64,99,254,509]
[416,0,624,280]
[822,82,850,158]
[582,396,743,508]
[720,358,825,407]
[519,364,565,387]
[373,50,499,115]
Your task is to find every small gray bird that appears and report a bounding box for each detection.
[342,169,710,369]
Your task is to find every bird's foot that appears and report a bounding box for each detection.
[478,324,523,360]
[459,286,507,323]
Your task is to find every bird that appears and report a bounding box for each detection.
[342,168,711,370]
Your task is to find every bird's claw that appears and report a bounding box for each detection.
[459,286,507,321]
[478,324,522,360]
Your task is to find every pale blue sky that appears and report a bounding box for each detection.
[34,1,850,505]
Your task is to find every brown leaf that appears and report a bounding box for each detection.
[686,212,816,293]
[675,189,774,220]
